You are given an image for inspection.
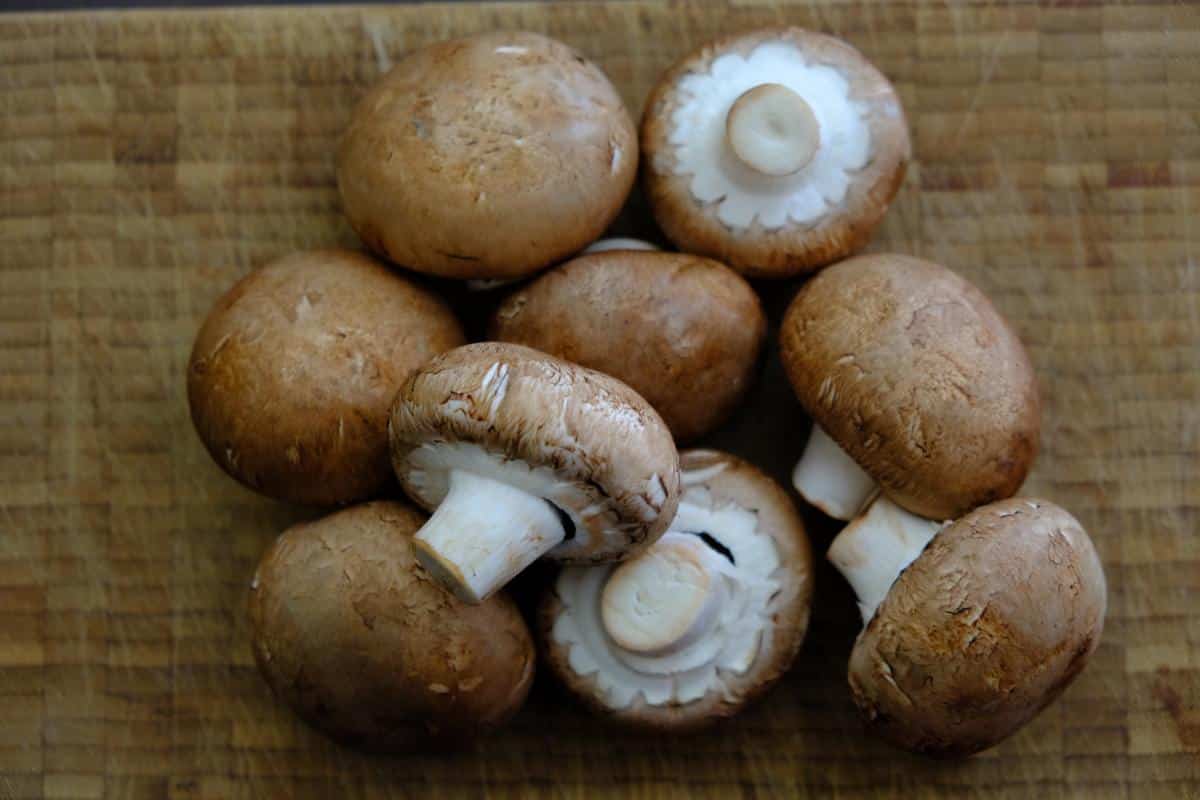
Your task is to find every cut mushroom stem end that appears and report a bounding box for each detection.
[827,496,942,623]
[725,83,820,177]
[413,469,566,604]
[792,424,878,520]
[600,533,726,658]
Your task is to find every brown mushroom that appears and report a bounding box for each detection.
[488,249,766,442]
[539,449,812,731]
[641,28,910,278]
[828,496,1106,757]
[337,31,637,281]
[780,253,1040,521]
[389,342,680,604]
[187,249,465,506]
[247,501,535,751]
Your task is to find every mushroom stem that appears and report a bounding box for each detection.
[792,424,878,520]
[413,470,565,603]
[599,532,726,658]
[725,83,821,177]
[582,238,659,254]
[828,496,942,623]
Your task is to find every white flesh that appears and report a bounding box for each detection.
[726,83,820,177]
[583,238,659,254]
[413,469,564,604]
[792,424,878,521]
[827,496,943,623]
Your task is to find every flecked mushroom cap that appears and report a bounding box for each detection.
[780,254,1041,520]
[187,249,465,506]
[539,449,813,731]
[337,31,638,280]
[247,501,535,751]
[389,342,681,563]
[488,250,767,442]
[848,498,1106,757]
[641,28,910,278]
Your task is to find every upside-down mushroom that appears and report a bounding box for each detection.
[641,28,910,278]
[389,342,680,604]
[540,449,812,730]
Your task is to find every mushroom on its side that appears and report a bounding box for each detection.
[828,496,1106,757]
[489,249,766,442]
[248,501,535,751]
[187,249,465,506]
[389,342,680,604]
[641,28,910,278]
[540,449,812,731]
[337,31,637,281]
[780,253,1040,522]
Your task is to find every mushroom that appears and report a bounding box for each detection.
[247,501,535,751]
[780,253,1041,521]
[337,31,637,281]
[389,342,680,604]
[187,249,464,506]
[582,238,660,254]
[828,496,1106,757]
[540,449,812,730]
[489,249,766,442]
[641,28,910,278]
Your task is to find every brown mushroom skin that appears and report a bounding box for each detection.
[187,249,465,506]
[780,254,1040,520]
[848,499,1106,758]
[641,28,910,278]
[489,251,767,442]
[538,450,813,732]
[337,31,638,280]
[248,501,535,751]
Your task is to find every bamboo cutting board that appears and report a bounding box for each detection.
[1,1,1198,798]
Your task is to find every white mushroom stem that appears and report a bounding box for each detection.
[412,469,565,604]
[725,83,821,177]
[583,238,659,254]
[828,496,943,623]
[792,424,878,520]
[600,533,726,658]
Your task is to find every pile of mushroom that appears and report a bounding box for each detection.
[179,25,1104,759]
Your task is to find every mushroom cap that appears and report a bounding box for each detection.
[848,498,1106,757]
[247,501,535,751]
[389,342,681,563]
[187,249,465,506]
[539,449,813,731]
[780,254,1040,520]
[488,250,767,442]
[641,27,910,278]
[337,31,637,280]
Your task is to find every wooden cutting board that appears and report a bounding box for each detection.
[1,1,1197,797]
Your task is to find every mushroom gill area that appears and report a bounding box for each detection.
[667,41,871,229]
[551,488,782,708]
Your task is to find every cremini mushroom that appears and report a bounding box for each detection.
[540,449,812,730]
[641,28,910,277]
[828,496,1106,757]
[187,249,464,506]
[488,249,766,442]
[248,501,535,751]
[389,342,680,604]
[780,253,1040,521]
[337,31,637,281]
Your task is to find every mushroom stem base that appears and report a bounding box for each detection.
[828,496,942,623]
[792,424,878,520]
[413,470,565,604]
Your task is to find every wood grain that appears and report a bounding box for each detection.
[1,2,1198,798]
